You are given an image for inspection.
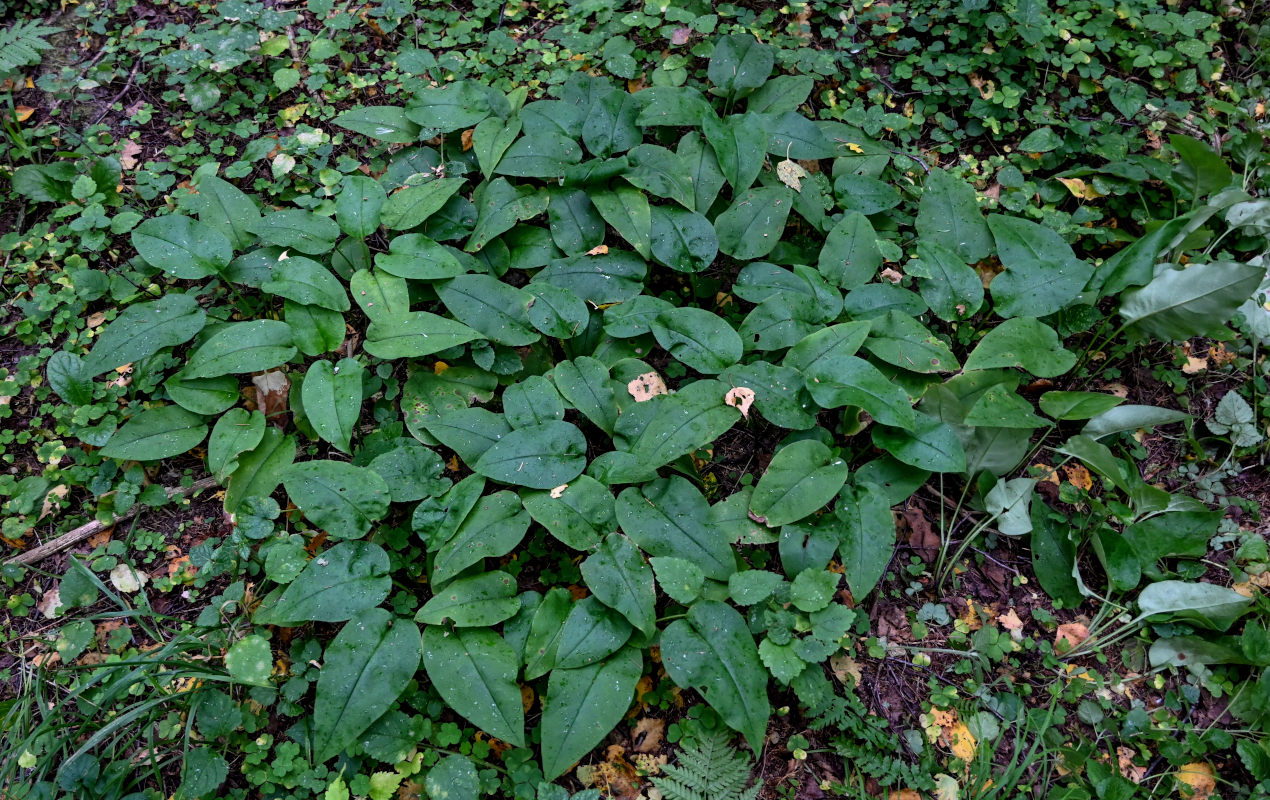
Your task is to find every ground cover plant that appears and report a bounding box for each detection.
[2,1,1270,799]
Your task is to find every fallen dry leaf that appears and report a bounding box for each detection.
[36,586,62,619]
[1057,177,1104,200]
[631,717,664,753]
[880,267,904,284]
[119,140,142,170]
[460,128,474,151]
[86,311,108,328]
[776,158,809,191]
[1063,464,1094,491]
[887,791,923,800]
[1117,746,1146,784]
[251,369,290,424]
[999,608,1025,641]
[14,105,34,122]
[671,26,691,45]
[724,386,756,418]
[1055,622,1090,651]
[550,484,568,499]
[829,652,863,687]
[628,372,668,402]
[1176,762,1215,799]
[39,484,69,520]
[934,773,961,800]
[586,244,609,256]
[904,508,939,560]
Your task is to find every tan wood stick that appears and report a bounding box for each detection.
[5,476,221,566]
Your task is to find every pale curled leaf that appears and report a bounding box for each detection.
[724,386,755,418]
[628,371,668,401]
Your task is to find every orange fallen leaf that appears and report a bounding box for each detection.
[1063,464,1093,491]
[999,608,1025,640]
[14,105,34,122]
[586,244,609,256]
[460,128,474,151]
[1055,622,1090,651]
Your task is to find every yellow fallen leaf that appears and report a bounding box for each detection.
[1176,762,1215,799]
[1057,177,1104,200]
[945,721,977,761]
[14,105,34,122]
[844,142,865,154]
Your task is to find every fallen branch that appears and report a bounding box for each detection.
[6,476,220,567]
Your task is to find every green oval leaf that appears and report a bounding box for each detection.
[540,647,642,779]
[283,460,391,540]
[421,626,526,746]
[100,405,207,461]
[312,609,422,762]
[473,421,587,489]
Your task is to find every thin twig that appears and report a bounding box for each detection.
[6,477,219,566]
[88,59,141,127]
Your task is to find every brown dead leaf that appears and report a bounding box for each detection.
[586,244,609,256]
[887,791,924,800]
[521,684,535,713]
[119,140,143,170]
[1176,762,1215,799]
[631,717,665,753]
[14,105,34,123]
[969,73,995,100]
[1055,622,1090,651]
[671,26,691,46]
[460,128,474,151]
[251,370,290,424]
[88,527,113,548]
[1101,382,1130,398]
[724,386,756,419]
[1033,462,1061,484]
[903,508,939,560]
[86,311,107,328]
[1116,746,1146,784]
[549,484,568,499]
[880,267,904,284]
[628,372,668,402]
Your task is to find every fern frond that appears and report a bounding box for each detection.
[0,19,61,76]
[651,728,762,800]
